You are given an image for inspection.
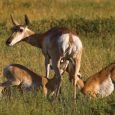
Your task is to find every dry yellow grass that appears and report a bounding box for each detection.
[0,0,115,23]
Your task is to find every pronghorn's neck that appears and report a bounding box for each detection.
[24,29,45,49]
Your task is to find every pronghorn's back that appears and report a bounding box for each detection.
[82,62,115,98]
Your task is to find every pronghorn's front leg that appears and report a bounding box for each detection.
[45,55,50,78]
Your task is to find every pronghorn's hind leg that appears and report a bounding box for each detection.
[73,51,82,100]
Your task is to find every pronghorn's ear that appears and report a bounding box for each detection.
[10,15,19,26]
[24,15,29,26]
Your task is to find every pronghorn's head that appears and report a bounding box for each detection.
[6,15,33,46]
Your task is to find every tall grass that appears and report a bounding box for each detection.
[0,0,115,22]
[0,0,115,115]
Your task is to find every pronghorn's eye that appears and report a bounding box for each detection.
[19,29,23,32]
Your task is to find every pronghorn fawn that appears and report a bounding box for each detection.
[0,64,57,97]
[6,15,83,99]
[64,61,115,98]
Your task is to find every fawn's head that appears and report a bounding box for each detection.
[76,77,84,90]
[6,15,33,46]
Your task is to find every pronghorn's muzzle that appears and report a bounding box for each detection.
[6,38,12,46]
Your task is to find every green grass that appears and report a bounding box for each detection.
[0,0,115,115]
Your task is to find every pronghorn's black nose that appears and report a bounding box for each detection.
[6,39,11,46]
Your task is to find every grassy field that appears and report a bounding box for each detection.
[0,0,115,115]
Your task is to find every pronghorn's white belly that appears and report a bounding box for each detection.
[95,76,114,97]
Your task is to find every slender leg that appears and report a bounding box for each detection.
[45,55,50,78]
[51,57,62,98]
[73,52,82,100]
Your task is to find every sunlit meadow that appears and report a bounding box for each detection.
[0,0,115,114]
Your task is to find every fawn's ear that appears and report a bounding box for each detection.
[42,77,48,86]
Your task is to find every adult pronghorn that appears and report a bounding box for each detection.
[6,15,83,99]
[64,61,115,98]
[0,64,58,97]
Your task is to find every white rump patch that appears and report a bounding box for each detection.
[72,35,82,52]
[58,34,70,55]
[58,34,82,56]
